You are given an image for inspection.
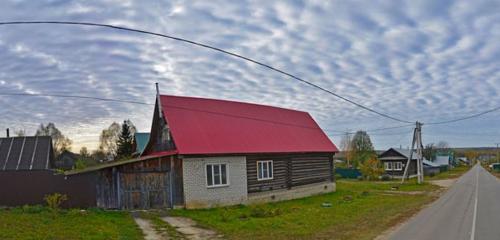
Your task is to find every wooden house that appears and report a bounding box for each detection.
[379,148,441,178]
[68,94,338,209]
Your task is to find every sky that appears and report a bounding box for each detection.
[0,0,499,151]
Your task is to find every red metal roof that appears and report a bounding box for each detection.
[159,95,338,155]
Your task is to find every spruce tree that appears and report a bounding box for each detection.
[116,120,134,159]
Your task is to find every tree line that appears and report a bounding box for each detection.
[13,120,137,166]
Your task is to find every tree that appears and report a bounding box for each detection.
[14,129,26,137]
[360,156,384,180]
[465,151,479,165]
[423,143,436,160]
[116,120,135,159]
[35,123,72,157]
[79,147,90,158]
[436,141,450,151]
[98,122,121,159]
[339,132,353,167]
[350,130,376,168]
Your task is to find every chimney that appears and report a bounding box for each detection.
[155,82,163,119]
[6,128,9,138]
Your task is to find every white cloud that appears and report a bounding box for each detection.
[0,0,498,150]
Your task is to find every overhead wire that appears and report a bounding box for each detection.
[0,21,498,128]
[0,20,412,123]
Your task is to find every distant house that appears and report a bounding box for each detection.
[133,132,150,156]
[55,150,79,170]
[379,148,440,178]
[68,95,338,209]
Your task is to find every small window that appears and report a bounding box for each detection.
[206,163,228,187]
[394,162,403,170]
[385,162,393,170]
[257,160,273,180]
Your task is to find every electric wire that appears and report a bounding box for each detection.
[0,20,412,123]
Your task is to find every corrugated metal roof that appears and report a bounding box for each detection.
[65,150,177,175]
[158,95,338,155]
[0,136,53,170]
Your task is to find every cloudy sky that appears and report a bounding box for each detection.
[0,0,499,151]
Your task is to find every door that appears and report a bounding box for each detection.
[120,171,170,209]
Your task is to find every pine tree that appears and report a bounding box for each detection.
[116,120,134,159]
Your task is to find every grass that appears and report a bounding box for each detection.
[171,180,440,240]
[0,206,143,240]
[427,165,471,180]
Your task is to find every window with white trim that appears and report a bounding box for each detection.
[385,162,393,170]
[257,160,273,180]
[206,163,228,187]
[394,162,403,170]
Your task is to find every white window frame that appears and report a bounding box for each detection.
[205,163,229,188]
[385,162,393,170]
[257,160,274,181]
[394,162,403,170]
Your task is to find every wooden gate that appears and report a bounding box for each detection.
[120,171,170,209]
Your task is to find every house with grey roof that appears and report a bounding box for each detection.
[379,148,441,178]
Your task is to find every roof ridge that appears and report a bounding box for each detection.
[160,95,308,114]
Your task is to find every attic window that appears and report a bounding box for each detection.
[161,126,170,142]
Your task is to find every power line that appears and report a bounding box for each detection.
[0,20,412,124]
[0,93,153,105]
[425,106,500,125]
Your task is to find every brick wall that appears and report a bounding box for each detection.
[182,156,248,208]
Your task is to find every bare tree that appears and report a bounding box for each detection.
[35,123,72,156]
[79,147,90,158]
[98,122,121,160]
[14,129,26,137]
[339,132,353,167]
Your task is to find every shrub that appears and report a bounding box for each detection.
[249,205,283,218]
[21,204,46,214]
[381,174,391,181]
[44,193,68,210]
[335,174,343,180]
[75,159,87,170]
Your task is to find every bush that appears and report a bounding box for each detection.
[381,174,391,181]
[44,193,68,210]
[21,204,46,214]
[75,159,87,170]
[335,174,343,180]
[249,205,283,218]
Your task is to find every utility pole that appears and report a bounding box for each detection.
[402,122,424,184]
[496,143,500,164]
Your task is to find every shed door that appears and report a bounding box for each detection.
[120,171,170,209]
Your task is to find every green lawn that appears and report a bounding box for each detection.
[171,180,440,240]
[0,207,143,240]
[427,165,471,180]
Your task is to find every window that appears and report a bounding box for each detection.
[206,164,228,187]
[385,162,393,170]
[394,162,403,170]
[257,160,273,180]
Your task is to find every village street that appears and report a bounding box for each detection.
[388,164,500,240]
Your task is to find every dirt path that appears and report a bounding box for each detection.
[133,217,168,240]
[162,217,222,240]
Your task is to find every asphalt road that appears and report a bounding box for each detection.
[388,164,500,240]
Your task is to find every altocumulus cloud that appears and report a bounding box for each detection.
[0,0,499,150]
